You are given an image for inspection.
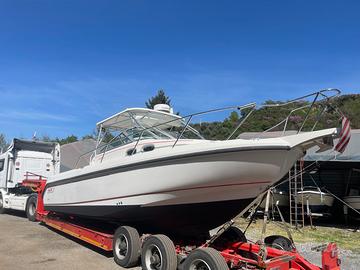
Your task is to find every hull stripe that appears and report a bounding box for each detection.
[45,180,271,206]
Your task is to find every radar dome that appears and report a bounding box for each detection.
[154,104,174,114]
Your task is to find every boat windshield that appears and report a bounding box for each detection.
[94,108,207,155]
[96,128,170,154]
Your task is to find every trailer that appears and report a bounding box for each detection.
[0,139,60,220]
[22,177,341,270]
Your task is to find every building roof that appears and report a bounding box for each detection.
[238,129,360,161]
[305,129,360,161]
[60,139,97,172]
[10,138,58,153]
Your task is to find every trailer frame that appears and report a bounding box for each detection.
[22,177,341,270]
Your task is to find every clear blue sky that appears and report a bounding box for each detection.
[0,0,359,140]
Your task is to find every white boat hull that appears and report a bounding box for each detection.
[44,147,301,237]
[344,196,360,210]
[43,128,337,238]
[260,192,289,208]
[298,190,334,213]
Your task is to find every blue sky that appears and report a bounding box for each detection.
[0,1,359,140]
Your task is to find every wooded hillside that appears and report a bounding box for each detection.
[192,94,360,140]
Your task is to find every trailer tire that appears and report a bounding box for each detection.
[264,235,294,251]
[183,247,229,270]
[113,226,141,267]
[26,195,37,222]
[0,193,6,214]
[141,234,177,270]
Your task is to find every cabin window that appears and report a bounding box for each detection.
[0,159,4,172]
[143,144,155,152]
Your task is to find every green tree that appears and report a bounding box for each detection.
[190,93,360,140]
[145,89,171,109]
[41,135,52,142]
[82,129,97,140]
[229,111,239,122]
[56,135,78,145]
[82,134,95,140]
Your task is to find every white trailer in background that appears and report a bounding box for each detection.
[0,139,60,220]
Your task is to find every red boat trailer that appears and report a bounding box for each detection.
[22,178,341,270]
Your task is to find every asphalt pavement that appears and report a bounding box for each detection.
[0,211,141,270]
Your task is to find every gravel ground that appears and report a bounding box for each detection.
[1,211,359,269]
[297,242,360,270]
[242,230,360,270]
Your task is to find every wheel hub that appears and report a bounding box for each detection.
[145,244,163,270]
[119,241,127,250]
[29,203,35,216]
[150,253,160,264]
[115,234,129,260]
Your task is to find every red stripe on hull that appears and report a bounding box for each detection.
[46,181,271,206]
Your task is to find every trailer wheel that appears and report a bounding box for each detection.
[141,234,177,270]
[113,226,141,267]
[183,247,229,270]
[264,235,294,251]
[26,195,37,222]
[0,193,6,214]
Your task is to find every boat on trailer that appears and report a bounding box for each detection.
[24,176,342,270]
[298,186,335,216]
[43,89,342,240]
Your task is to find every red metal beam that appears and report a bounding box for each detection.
[39,215,113,251]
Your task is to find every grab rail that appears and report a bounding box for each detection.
[255,88,341,138]
[75,88,341,167]
[129,103,257,152]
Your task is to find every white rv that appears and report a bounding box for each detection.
[0,139,60,220]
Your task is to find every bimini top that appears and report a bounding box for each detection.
[96,108,184,131]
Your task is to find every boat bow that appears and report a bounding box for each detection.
[279,128,339,153]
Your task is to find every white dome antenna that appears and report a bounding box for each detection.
[154,104,173,114]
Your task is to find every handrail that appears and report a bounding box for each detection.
[254,88,341,138]
[172,115,193,148]
[130,103,257,150]
[227,106,256,140]
[77,88,341,167]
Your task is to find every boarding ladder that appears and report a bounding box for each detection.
[289,161,305,229]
